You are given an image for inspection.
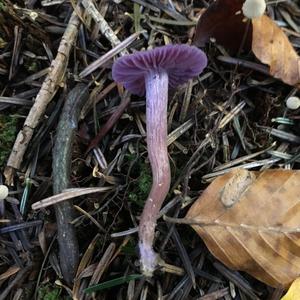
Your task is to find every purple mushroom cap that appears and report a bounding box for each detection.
[112,44,207,96]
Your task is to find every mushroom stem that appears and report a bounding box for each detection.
[139,70,171,276]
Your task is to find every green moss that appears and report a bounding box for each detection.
[121,238,137,256]
[37,284,62,300]
[125,153,152,207]
[0,36,7,48]
[24,58,39,73]
[128,159,152,207]
[0,114,17,168]
[0,1,5,12]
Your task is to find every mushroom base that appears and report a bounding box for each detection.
[139,241,158,277]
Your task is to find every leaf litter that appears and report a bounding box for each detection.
[1,0,300,299]
[184,168,300,288]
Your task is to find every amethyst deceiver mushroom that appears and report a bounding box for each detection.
[112,44,207,276]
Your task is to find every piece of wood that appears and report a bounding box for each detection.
[5,10,81,185]
[52,84,89,284]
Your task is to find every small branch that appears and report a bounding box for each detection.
[217,55,270,75]
[31,187,113,210]
[52,84,89,284]
[85,91,131,154]
[81,0,127,55]
[79,31,144,78]
[198,288,229,300]
[89,243,116,286]
[5,9,81,184]
[0,264,33,300]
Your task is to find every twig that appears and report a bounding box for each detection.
[0,96,32,106]
[171,227,196,288]
[32,187,113,210]
[80,82,116,119]
[167,118,194,146]
[72,233,101,299]
[89,243,116,286]
[9,26,23,80]
[34,235,57,300]
[142,15,196,26]
[198,288,229,300]
[79,31,143,78]
[73,205,106,233]
[179,80,193,122]
[52,84,89,284]
[5,9,81,185]
[0,220,42,234]
[0,264,33,300]
[85,91,131,154]
[81,0,127,55]
[217,55,270,75]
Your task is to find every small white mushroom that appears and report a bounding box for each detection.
[0,185,9,200]
[242,0,266,19]
[286,96,300,110]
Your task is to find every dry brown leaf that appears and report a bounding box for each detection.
[186,168,300,288]
[252,15,300,87]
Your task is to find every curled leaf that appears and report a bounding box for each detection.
[186,168,300,288]
[252,15,300,87]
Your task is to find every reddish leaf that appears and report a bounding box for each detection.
[193,0,252,54]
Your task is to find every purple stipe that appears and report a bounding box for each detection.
[139,70,171,275]
[112,44,207,276]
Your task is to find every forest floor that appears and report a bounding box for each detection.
[0,0,299,299]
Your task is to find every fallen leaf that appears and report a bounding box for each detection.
[252,15,300,87]
[193,0,252,54]
[281,278,300,300]
[186,168,300,288]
